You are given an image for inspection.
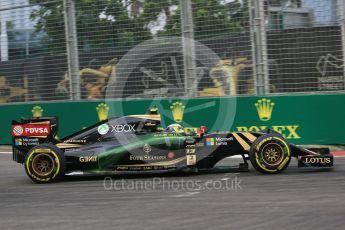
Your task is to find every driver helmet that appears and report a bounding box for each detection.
[165,124,185,135]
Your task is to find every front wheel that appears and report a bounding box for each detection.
[249,134,291,174]
[24,144,65,183]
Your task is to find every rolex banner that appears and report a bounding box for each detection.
[1,94,345,145]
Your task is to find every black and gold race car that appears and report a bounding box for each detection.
[11,111,333,183]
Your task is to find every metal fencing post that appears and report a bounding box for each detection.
[337,0,345,90]
[251,0,269,96]
[180,0,197,97]
[0,1,8,62]
[248,0,258,96]
[63,0,80,100]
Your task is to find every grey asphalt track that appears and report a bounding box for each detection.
[0,152,344,230]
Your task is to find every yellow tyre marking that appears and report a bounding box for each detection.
[255,156,276,172]
[255,137,291,173]
[25,148,61,182]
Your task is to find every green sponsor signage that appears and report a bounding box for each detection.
[1,94,345,145]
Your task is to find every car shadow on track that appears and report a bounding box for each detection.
[60,167,335,184]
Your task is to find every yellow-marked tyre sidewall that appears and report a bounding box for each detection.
[249,135,291,174]
[24,144,65,183]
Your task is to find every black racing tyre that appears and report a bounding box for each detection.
[249,134,291,174]
[24,144,65,183]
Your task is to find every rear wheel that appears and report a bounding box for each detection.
[249,134,291,174]
[24,144,65,183]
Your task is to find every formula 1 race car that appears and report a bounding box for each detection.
[11,111,333,183]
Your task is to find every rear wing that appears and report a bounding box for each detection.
[11,117,59,163]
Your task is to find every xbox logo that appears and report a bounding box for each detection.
[97,124,110,135]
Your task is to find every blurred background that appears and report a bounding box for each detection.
[0,0,344,103]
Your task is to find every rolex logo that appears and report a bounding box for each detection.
[32,106,43,118]
[96,103,109,121]
[255,98,274,121]
[170,101,185,123]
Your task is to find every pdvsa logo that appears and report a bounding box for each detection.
[12,124,51,137]
[12,126,24,136]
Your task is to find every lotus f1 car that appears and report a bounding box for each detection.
[11,112,333,183]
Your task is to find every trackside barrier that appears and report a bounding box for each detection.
[1,94,345,145]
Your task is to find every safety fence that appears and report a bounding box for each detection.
[0,0,344,103]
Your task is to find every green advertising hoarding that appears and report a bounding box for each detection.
[1,94,345,145]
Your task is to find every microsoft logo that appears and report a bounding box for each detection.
[206,138,215,146]
[15,138,23,146]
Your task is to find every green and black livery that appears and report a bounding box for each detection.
[12,113,333,183]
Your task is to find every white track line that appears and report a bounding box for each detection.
[0,152,12,155]
[170,192,200,198]
[227,156,243,159]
